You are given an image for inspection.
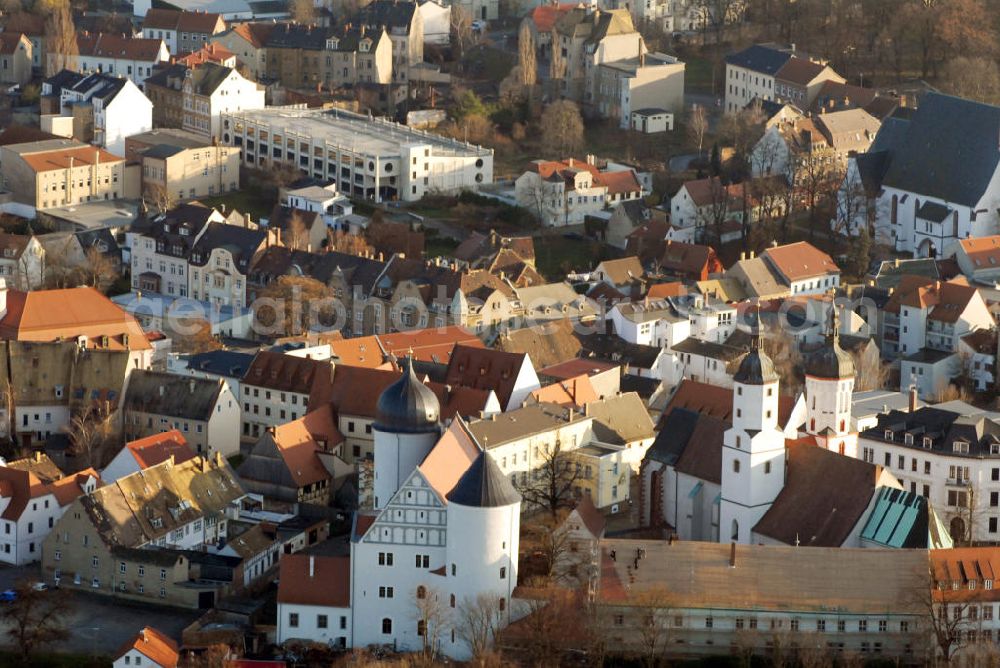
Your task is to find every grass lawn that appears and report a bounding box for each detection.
[534,235,607,280]
[200,189,274,219]
[425,235,460,258]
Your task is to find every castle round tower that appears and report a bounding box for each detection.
[373,357,441,510]
[804,308,857,457]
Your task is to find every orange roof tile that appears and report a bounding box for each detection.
[277,554,350,607]
[125,430,196,470]
[419,418,481,501]
[0,286,150,351]
[270,406,342,487]
[115,627,179,667]
[529,374,598,407]
[19,145,123,173]
[378,325,483,365]
[763,241,839,282]
[539,358,618,379]
[959,235,1000,270]
[646,281,687,299]
[530,3,580,32]
[329,335,385,368]
[530,158,642,195]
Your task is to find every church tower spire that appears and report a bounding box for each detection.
[804,305,857,457]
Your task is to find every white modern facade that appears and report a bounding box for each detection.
[220,107,493,202]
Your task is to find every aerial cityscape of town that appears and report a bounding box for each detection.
[0,0,995,665]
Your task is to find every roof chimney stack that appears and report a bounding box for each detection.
[909,385,918,413]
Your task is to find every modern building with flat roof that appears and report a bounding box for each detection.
[219,106,493,202]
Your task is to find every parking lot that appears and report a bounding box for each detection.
[0,564,202,656]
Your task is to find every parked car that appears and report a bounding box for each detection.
[472,19,487,32]
[0,590,16,602]
[30,582,48,592]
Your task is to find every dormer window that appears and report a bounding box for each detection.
[163,224,169,232]
[326,38,339,49]
[954,441,969,454]
[922,437,932,449]
[884,430,893,441]
[904,433,913,445]
[991,443,1000,455]
[180,227,189,236]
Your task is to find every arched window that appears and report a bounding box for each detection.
[416,585,426,600]
[810,418,816,431]
[450,594,456,608]
[499,597,506,611]
[840,419,846,432]
[733,459,740,473]
[417,620,426,636]
[382,618,392,634]
[731,519,739,541]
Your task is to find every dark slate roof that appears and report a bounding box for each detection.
[576,333,662,369]
[122,369,223,421]
[66,72,129,105]
[189,222,266,272]
[725,44,793,75]
[445,450,521,507]
[135,202,218,259]
[249,246,387,295]
[916,200,951,223]
[43,69,85,97]
[733,346,778,385]
[354,0,417,30]
[618,374,661,400]
[854,150,891,198]
[265,23,333,50]
[645,407,700,467]
[76,228,121,259]
[880,92,1000,207]
[862,406,1000,458]
[805,331,854,379]
[143,144,185,159]
[144,63,186,91]
[188,62,236,96]
[182,350,254,378]
[374,357,441,434]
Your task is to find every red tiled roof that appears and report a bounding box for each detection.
[885,276,981,322]
[126,430,196,470]
[419,418,480,500]
[271,406,342,487]
[277,554,350,607]
[932,548,1000,603]
[646,281,687,299]
[115,627,179,668]
[177,43,235,67]
[776,57,830,85]
[529,158,642,195]
[142,8,224,33]
[571,495,606,538]
[378,325,483,365]
[230,22,274,48]
[243,351,334,406]
[529,374,598,407]
[959,234,1000,270]
[0,32,27,55]
[530,3,579,32]
[661,378,795,427]
[444,345,529,408]
[539,358,617,379]
[76,33,167,62]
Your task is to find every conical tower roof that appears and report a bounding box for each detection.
[374,356,441,433]
[446,450,521,508]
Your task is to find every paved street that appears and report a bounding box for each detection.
[0,565,201,657]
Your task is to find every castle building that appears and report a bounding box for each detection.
[277,358,521,659]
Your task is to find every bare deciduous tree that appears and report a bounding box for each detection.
[413,585,448,659]
[687,104,708,158]
[451,5,473,62]
[44,0,78,76]
[145,183,177,215]
[514,441,583,517]
[1,580,72,663]
[64,406,117,469]
[518,21,537,90]
[458,592,506,661]
[539,100,584,157]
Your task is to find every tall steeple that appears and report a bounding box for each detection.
[804,305,858,457]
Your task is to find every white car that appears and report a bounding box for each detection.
[471,20,487,32]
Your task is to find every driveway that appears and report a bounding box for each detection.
[0,563,202,657]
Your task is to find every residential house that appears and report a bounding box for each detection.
[0,454,99,565]
[67,33,170,88]
[182,62,265,139]
[126,129,241,201]
[0,13,44,73]
[122,369,240,458]
[515,282,599,327]
[592,256,645,296]
[657,239,722,281]
[237,405,345,506]
[608,299,689,349]
[810,79,900,119]
[751,108,880,178]
[773,54,845,108]
[140,9,226,56]
[724,43,842,113]
[113,627,179,668]
[668,176,745,244]
[101,430,196,484]
[129,202,226,298]
[0,139,129,215]
[0,285,153,446]
[46,72,153,156]
[524,4,578,60]
[882,277,993,398]
[595,52,685,128]
[241,351,334,441]
[946,234,1000,285]
[726,241,840,299]
[176,42,237,68]
[958,329,998,392]
[861,93,1000,256]
[453,230,538,282]
[515,157,643,227]
[551,9,636,106]
[188,221,267,310]
[444,345,540,411]
[210,23,273,80]
[930,548,1000,658]
[0,233,45,290]
[263,23,393,90]
[0,32,32,85]
[280,183,355,234]
[353,0,423,84]
[40,454,246,604]
[417,0,450,45]
[858,403,1000,544]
